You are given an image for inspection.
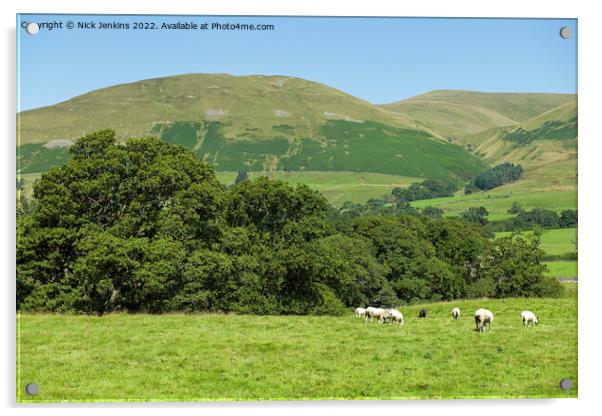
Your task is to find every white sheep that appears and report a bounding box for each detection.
[365,306,387,324]
[521,311,539,327]
[383,308,404,325]
[355,307,367,318]
[451,307,460,320]
[474,308,494,333]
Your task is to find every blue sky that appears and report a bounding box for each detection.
[17,15,577,111]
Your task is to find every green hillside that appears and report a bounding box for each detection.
[382,90,575,141]
[472,100,577,179]
[17,74,487,181]
[18,73,418,144]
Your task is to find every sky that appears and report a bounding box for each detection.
[17,15,577,111]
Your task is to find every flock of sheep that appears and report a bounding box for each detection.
[355,306,539,333]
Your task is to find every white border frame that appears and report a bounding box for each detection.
[3,1,600,415]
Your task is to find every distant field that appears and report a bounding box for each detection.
[411,188,576,221]
[216,171,422,206]
[17,284,577,402]
[545,261,577,279]
[495,228,577,257]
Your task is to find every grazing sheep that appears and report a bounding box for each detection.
[521,311,539,327]
[365,306,387,324]
[451,307,460,320]
[383,308,405,325]
[355,307,367,318]
[418,308,427,318]
[474,308,494,333]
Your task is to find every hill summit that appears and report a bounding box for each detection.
[17,73,488,180]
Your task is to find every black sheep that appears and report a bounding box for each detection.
[418,308,427,318]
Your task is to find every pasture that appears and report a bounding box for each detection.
[545,261,578,279]
[411,188,576,221]
[17,284,577,402]
[496,228,577,257]
[216,171,421,206]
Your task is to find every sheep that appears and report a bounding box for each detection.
[418,308,427,318]
[365,306,387,324]
[451,307,460,320]
[355,307,367,318]
[474,308,494,333]
[521,311,539,327]
[383,308,404,325]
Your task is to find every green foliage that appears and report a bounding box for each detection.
[503,117,577,145]
[392,179,458,202]
[422,206,444,218]
[472,163,524,192]
[461,206,489,225]
[17,130,558,315]
[559,209,578,228]
[485,231,564,298]
[17,143,72,174]
[508,202,522,214]
[489,208,577,232]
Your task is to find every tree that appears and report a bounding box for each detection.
[422,206,444,218]
[18,130,226,313]
[226,177,330,236]
[17,129,556,315]
[512,208,559,229]
[508,202,522,214]
[461,207,489,225]
[559,210,578,228]
[471,163,523,192]
[484,231,563,298]
[464,182,479,195]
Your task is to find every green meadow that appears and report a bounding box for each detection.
[411,188,576,221]
[216,171,421,206]
[544,261,577,279]
[17,284,577,402]
[496,228,577,257]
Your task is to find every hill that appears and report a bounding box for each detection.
[471,99,577,182]
[409,100,577,220]
[382,90,575,142]
[17,74,487,181]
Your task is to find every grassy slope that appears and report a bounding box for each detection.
[381,90,575,140]
[473,100,577,169]
[17,74,487,181]
[410,99,577,219]
[17,73,414,144]
[17,284,577,402]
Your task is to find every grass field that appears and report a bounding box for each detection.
[17,284,577,402]
[411,188,576,221]
[495,228,577,256]
[216,171,421,206]
[545,261,577,279]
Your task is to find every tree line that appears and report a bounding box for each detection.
[465,163,523,194]
[16,130,563,315]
